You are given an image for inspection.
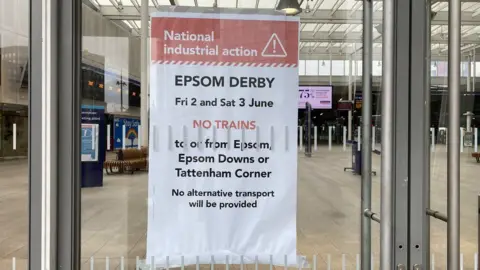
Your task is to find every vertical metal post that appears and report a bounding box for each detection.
[30,0,55,267]
[474,50,477,90]
[141,0,149,147]
[329,50,333,86]
[448,0,461,266]
[468,55,472,93]
[394,0,410,265]
[299,126,303,150]
[381,0,395,265]
[120,71,124,112]
[467,54,473,132]
[425,2,432,267]
[305,103,312,157]
[361,0,373,268]
[56,0,82,267]
[354,43,358,93]
[409,0,429,265]
[328,126,332,150]
[348,54,353,141]
[12,123,17,150]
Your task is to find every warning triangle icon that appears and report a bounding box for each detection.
[261,33,287,57]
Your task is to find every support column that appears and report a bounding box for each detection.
[474,50,476,91]
[392,0,410,266]
[348,54,353,141]
[30,0,82,268]
[361,0,373,268]
[30,0,59,267]
[409,0,429,265]
[377,0,430,267]
[424,1,432,267]
[329,50,333,85]
[354,43,357,94]
[141,0,149,147]
[466,54,472,132]
[448,0,461,266]
[381,0,395,264]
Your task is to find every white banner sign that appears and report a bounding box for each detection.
[147,11,300,268]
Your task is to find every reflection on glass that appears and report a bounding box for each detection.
[0,0,29,268]
[81,4,145,269]
[79,0,384,268]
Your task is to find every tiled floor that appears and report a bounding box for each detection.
[0,145,479,269]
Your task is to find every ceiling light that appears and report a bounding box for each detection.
[305,0,311,13]
[276,0,302,16]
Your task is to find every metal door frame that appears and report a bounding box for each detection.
[360,0,463,268]
[29,0,82,268]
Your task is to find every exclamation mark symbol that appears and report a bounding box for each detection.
[273,39,276,53]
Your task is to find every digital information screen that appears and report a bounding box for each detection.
[298,86,332,109]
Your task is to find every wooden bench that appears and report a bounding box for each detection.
[141,146,149,168]
[104,147,148,174]
[472,152,480,163]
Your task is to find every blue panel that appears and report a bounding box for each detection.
[81,124,96,161]
[113,117,141,149]
[81,105,105,188]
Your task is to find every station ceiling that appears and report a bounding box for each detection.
[84,0,480,60]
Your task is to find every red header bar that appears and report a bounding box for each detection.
[151,16,299,67]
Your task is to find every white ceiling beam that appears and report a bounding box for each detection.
[325,42,333,51]
[343,24,357,36]
[100,7,480,26]
[128,20,141,35]
[312,23,324,36]
[151,0,161,8]
[462,26,479,38]
[107,0,122,10]
[431,25,443,36]
[473,8,480,16]
[313,42,321,50]
[298,53,465,62]
[348,2,362,17]
[130,0,141,12]
[433,2,447,11]
[300,31,480,44]
[439,44,480,53]
[339,43,349,49]
[311,0,326,15]
[470,3,480,16]
[328,24,341,35]
[86,0,100,10]
[330,0,347,16]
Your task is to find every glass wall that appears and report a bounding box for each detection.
[428,3,480,268]
[77,0,382,269]
[80,2,143,268]
[0,0,475,267]
[0,0,29,269]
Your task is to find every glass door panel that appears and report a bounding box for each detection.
[79,1,380,269]
[0,0,29,268]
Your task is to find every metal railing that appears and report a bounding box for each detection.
[6,253,480,269]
